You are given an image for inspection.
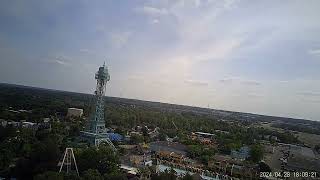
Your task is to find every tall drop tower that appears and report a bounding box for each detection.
[80,62,115,149]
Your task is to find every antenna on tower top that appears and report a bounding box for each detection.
[103,61,106,67]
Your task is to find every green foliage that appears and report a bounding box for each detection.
[0,84,312,179]
[272,123,320,135]
[258,162,271,172]
[104,171,128,180]
[76,145,120,175]
[130,134,144,144]
[82,169,103,180]
[0,126,17,142]
[0,147,14,170]
[159,133,167,141]
[276,131,300,144]
[18,138,60,178]
[0,125,63,178]
[315,144,320,153]
[138,167,151,180]
[62,172,81,180]
[69,122,82,137]
[187,145,215,164]
[151,168,176,180]
[151,169,195,180]
[255,127,300,144]
[34,171,63,180]
[142,126,149,137]
[250,144,264,163]
[181,172,193,180]
[188,145,202,158]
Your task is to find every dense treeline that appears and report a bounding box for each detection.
[0,125,65,179]
[0,84,305,179]
[272,123,320,135]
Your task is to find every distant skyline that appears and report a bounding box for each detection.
[0,0,320,121]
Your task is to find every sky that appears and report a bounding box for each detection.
[0,0,320,121]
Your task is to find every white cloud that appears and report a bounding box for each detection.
[297,91,320,105]
[55,59,68,66]
[146,0,243,65]
[110,32,132,48]
[172,0,202,8]
[127,74,144,81]
[278,80,289,83]
[80,49,91,54]
[136,6,168,16]
[223,0,240,9]
[192,38,244,61]
[298,91,320,97]
[241,80,261,86]
[301,99,320,103]
[247,93,264,98]
[44,55,71,66]
[184,79,208,87]
[219,77,261,86]
[219,77,240,83]
[308,49,320,55]
[151,19,159,24]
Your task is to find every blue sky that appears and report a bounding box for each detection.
[0,0,320,121]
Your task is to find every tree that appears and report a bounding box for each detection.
[0,147,14,170]
[34,171,63,180]
[77,145,120,175]
[159,133,167,141]
[30,138,61,174]
[130,134,144,144]
[0,126,17,142]
[259,162,271,172]
[138,167,151,180]
[62,172,81,180]
[82,169,103,180]
[315,144,320,153]
[187,145,215,164]
[96,146,120,175]
[69,122,81,137]
[142,126,149,137]
[181,173,193,180]
[151,168,176,180]
[104,171,127,180]
[12,136,61,179]
[250,144,263,163]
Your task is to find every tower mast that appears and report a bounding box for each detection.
[80,63,115,149]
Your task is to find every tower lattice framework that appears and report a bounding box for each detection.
[80,62,115,149]
[88,62,110,134]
